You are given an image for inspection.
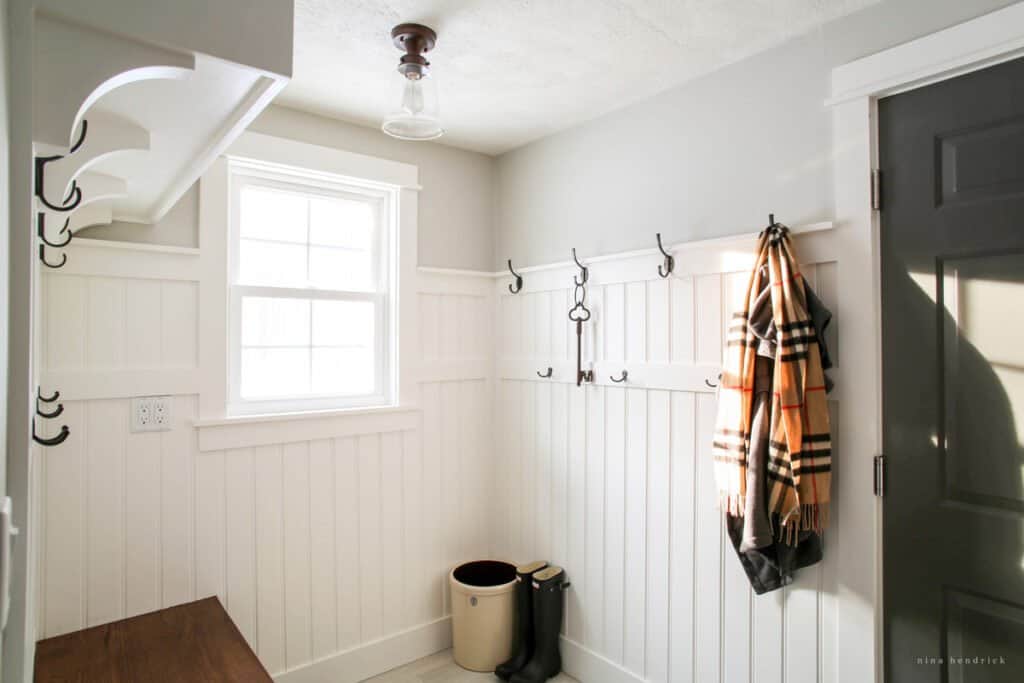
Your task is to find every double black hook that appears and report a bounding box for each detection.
[34,120,88,213]
[507,259,523,294]
[656,233,674,278]
[39,213,72,267]
[33,387,69,446]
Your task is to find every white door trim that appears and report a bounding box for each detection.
[828,5,1024,682]
[828,2,1024,105]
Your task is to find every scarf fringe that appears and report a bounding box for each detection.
[772,502,830,545]
[718,492,745,518]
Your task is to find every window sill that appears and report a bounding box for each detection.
[194,404,420,452]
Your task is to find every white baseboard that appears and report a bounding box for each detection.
[275,617,452,683]
[560,636,644,683]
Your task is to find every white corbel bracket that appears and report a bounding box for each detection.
[36,111,150,207]
[32,12,194,148]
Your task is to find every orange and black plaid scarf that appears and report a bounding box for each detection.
[712,226,831,542]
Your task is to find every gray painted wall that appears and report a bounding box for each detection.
[493,0,1020,269]
[82,105,496,271]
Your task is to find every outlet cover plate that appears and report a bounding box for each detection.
[131,396,172,432]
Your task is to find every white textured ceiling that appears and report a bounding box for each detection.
[280,0,877,155]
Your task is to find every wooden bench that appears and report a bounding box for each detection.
[35,597,272,682]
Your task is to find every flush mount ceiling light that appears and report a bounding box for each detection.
[382,23,443,141]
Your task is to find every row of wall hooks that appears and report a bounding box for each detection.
[33,387,69,447]
[508,212,783,293]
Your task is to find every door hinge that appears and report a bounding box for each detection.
[870,168,882,210]
[873,454,886,497]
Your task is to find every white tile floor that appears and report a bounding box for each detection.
[363,650,579,683]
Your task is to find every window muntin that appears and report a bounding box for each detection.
[228,163,395,413]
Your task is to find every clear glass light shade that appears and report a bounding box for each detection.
[382,69,443,140]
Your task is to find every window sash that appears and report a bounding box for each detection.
[227,164,394,415]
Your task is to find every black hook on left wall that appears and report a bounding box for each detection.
[34,120,88,213]
[37,213,72,248]
[39,244,67,269]
[507,259,523,294]
[36,387,64,419]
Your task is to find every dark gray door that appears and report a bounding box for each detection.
[881,56,1024,683]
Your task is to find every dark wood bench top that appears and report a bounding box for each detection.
[34,597,272,682]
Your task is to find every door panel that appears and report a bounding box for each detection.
[881,56,1024,683]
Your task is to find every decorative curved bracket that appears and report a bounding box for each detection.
[507,259,523,294]
[656,233,674,278]
[37,213,73,248]
[32,421,70,447]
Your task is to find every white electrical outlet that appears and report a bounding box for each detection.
[131,396,172,432]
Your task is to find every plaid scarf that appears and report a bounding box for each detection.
[712,226,831,543]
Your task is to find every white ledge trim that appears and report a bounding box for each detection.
[491,220,833,277]
[72,237,200,256]
[195,405,420,452]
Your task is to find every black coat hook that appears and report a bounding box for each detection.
[37,402,64,419]
[32,421,70,447]
[571,248,588,286]
[537,367,553,378]
[36,387,64,418]
[507,259,523,294]
[705,373,722,388]
[34,120,88,212]
[656,233,674,278]
[610,370,628,383]
[37,213,72,248]
[39,244,67,269]
[38,388,60,403]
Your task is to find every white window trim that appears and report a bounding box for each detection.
[197,131,419,421]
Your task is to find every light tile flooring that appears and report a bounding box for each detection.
[363,650,579,683]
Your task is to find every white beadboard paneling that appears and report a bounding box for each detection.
[603,386,626,663]
[283,442,313,669]
[357,434,384,641]
[194,449,226,602]
[493,246,839,683]
[334,437,362,651]
[309,439,338,660]
[38,257,497,682]
[225,448,257,646]
[379,432,405,636]
[254,445,286,674]
[123,430,161,618]
[668,392,696,683]
[623,388,647,676]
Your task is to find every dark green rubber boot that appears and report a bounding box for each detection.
[510,566,568,683]
[494,561,548,680]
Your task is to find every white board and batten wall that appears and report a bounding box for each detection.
[491,225,841,683]
[35,130,847,682]
[34,139,495,682]
[36,216,844,682]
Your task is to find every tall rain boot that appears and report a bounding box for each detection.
[495,561,548,680]
[510,566,569,683]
